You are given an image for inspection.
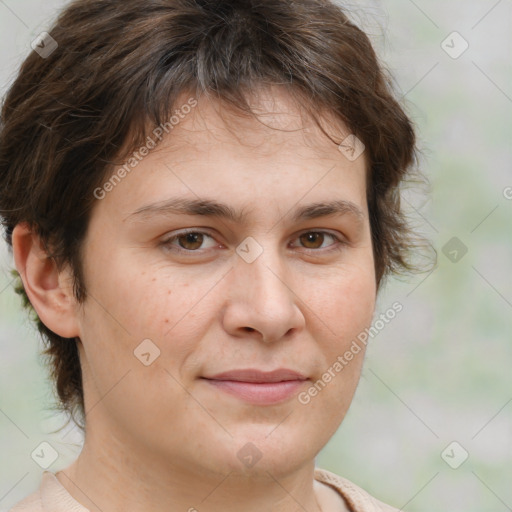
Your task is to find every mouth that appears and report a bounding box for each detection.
[200,368,309,405]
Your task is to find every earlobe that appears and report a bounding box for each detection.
[11,223,81,339]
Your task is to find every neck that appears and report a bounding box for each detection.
[56,426,328,512]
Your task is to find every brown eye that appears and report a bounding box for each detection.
[291,231,344,252]
[299,232,326,249]
[176,232,204,250]
[162,230,218,253]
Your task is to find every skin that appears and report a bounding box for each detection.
[13,86,376,512]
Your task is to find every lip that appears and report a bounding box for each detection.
[204,368,308,383]
[201,368,309,405]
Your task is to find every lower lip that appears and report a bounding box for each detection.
[203,379,306,405]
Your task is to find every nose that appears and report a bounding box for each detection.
[221,242,306,343]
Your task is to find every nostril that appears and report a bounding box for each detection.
[244,327,255,332]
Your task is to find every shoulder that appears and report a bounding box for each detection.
[10,467,397,512]
[314,467,399,512]
[7,486,43,512]
[8,471,87,512]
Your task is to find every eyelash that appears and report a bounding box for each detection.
[161,229,347,255]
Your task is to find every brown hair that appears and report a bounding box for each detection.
[0,0,424,429]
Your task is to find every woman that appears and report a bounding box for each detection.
[0,0,421,510]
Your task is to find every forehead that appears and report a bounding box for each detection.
[167,87,355,157]
[95,86,368,223]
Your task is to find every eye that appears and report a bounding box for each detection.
[291,231,345,251]
[161,230,219,253]
[161,229,345,255]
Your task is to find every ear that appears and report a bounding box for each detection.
[11,223,81,339]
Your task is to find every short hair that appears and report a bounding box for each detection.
[0,0,422,429]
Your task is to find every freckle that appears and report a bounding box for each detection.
[168,290,172,294]
[152,277,156,282]
[164,318,169,323]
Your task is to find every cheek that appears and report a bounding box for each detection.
[78,258,223,391]
[296,272,374,440]
[297,264,375,408]
[84,250,200,337]
[339,270,376,331]
[76,266,203,424]
[302,263,376,342]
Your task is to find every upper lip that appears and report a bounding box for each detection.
[203,368,308,383]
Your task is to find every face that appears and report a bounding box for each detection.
[75,87,376,479]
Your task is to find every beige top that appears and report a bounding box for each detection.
[9,467,398,512]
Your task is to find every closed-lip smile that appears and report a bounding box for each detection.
[204,368,308,382]
[201,368,309,404]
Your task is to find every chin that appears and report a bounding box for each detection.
[209,425,317,479]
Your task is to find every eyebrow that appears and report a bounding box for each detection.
[125,197,365,225]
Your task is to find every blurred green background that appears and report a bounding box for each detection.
[1,1,511,511]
